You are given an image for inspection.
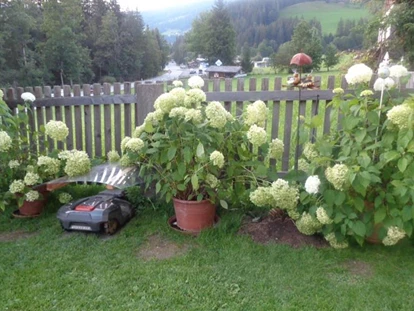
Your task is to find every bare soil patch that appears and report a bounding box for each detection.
[238,216,329,248]
[0,230,38,242]
[137,234,190,261]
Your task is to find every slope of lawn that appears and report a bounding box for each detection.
[280,1,370,34]
[1,184,414,311]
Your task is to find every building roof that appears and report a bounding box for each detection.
[205,66,242,73]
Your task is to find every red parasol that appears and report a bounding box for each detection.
[290,53,312,66]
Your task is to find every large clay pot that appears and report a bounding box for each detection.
[172,198,216,233]
[18,184,49,216]
[364,200,382,244]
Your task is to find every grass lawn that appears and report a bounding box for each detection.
[280,1,370,34]
[1,185,414,310]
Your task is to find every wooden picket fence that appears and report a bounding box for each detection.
[2,75,414,173]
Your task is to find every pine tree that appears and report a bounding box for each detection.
[241,45,253,73]
[324,43,339,71]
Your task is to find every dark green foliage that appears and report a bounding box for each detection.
[241,45,253,73]
[324,43,339,71]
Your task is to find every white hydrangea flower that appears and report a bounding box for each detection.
[387,104,414,130]
[59,192,73,204]
[210,150,225,168]
[172,80,183,87]
[0,131,12,152]
[45,120,69,141]
[296,212,322,235]
[244,100,269,127]
[188,75,205,88]
[206,173,219,188]
[120,136,131,153]
[154,93,177,113]
[373,77,395,91]
[0,89,3,98]
[37,156,61,175]
[184,108,203,124]
[389,65,409,78]
[64,150,91,177]
[169,87,186,103]
[303,143,318,161]
[119,154,135,167]
[247,124,267,147]
[383,226,406,246]
[21,92,36,102]
[332,88,344,94]
[268,138,284,159]
[8,160,20,169]
[24,172,40,186]
[125,138,144,153]
[270,179,299,212]
[325,164,349,191]
[325,233,349,249]
[345,64,373,85]
[107,150,121,163]
[205,101,228,129]
[249,187,273,207]
[132,125,145,138]
[9,180,25,194]
[298,159,310,173]
[304,175,320,194]
[360,90,373,97]
[169,107,189,119]
[25,190,40,202]
[184,88,206,108]
[316,207,333,225]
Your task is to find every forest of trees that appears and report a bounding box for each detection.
[0,0,169,88]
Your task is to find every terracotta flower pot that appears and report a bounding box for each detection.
[18,184,49,216]
[364,200,383,244]
[172,198,216,233]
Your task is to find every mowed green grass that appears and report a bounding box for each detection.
[280,1,370,34]
[1,185,414,311]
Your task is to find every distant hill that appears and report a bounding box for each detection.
[280,1,370,34]
[141,1,215,43]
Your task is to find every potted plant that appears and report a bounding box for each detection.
[119,76,284,232]
[0,91,92,216]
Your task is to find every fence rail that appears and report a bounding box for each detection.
[3,75,414,172]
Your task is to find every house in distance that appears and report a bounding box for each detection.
[205,66,243,79]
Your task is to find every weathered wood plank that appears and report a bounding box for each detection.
[94,104,102,157]
[324,76,335,134]
[224,78,232,112]
[124,83,132,137]
[104,104,112,154]
[206,90,335,102]
[135,83,163,126]
[84,104,93,157]
[236,78,244,116]
[282,101,294,172]
[64,105,73,150]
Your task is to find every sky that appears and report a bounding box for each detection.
[117,0,208,12]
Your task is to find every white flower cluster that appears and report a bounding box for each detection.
[303,143,318,161]
[298,159,310,173]
[154,93,177,114]
[25,190,40,202]
[21,92,35,102]
[24,172,40,186]
[45,120,69,141]
[0,131,12,152]
[119,154,135,167]
[184,108,203,124]
[247,125,267,147]
[8,160,20,169]
[205,101,231,129]
[184,88,206,108]
[172,80,183,87]
[244,100,269,127]
[9,180,25,194]
[360,90,373,97]
[316,207,333,225]
[0,89,3,98]
[325,164,349,191]
[188,75,204,89]
[304,175,320,194]
[132,125,145,138]
[382,226,406,246]
[389,65,409,79]
[268,138,284,159]
[125,138,144,153]
[206,173,219,188]
[373,77,395,91]
[387,104,414,130]
[107,150,120,163]
[332,88,344,94]
[249,187,274,207]
[170,87,186,103]
[37,156,61,175]
[325,233,349,249]
[345,64,373,85]
[210,151,225,168]
[169,107,188,119]
[58,192,73,204]
[296,212,322,235]
[120,137,131,153]
[61,150,91,177]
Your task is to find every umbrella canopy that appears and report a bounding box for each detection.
[290,53,312,66]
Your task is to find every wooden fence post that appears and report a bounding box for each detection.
[135,83,164,126]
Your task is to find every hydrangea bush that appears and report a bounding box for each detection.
[292,63,414,247]
[119,76,283,207]
[0,91,91,209]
